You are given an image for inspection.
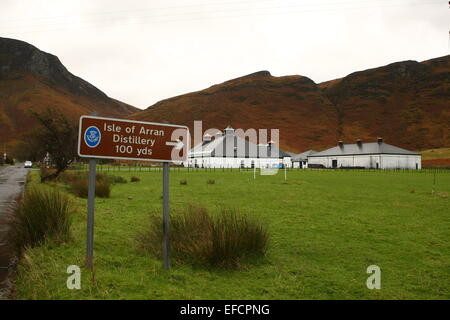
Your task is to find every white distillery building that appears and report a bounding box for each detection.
[307,138,421,169]
[185,126,292,169]
[291,150,317,168]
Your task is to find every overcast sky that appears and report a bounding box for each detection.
[1,0,448,109]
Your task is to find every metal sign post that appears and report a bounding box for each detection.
[86,158,96,269]
[77,116,188,271]
[162,162,170,269]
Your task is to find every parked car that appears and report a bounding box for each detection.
[24,161,32,168]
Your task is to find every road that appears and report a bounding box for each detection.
[0,163,29,299]
[0,164,28,217]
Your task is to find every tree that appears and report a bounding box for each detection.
[26,108,78,182]
[13,133,45,163]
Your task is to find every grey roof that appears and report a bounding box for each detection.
[189,131,291,159]
[308,142,420,157]
[285,151,296,157]
[292,150,317,161]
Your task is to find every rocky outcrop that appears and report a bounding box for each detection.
[0,37,107,100]
[0,37,139,150]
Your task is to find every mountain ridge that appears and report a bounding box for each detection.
[321,55,450,151]
[130,55,450,152]
[0,37,139,150]
[1,36,448,154]
[130,70,340,152]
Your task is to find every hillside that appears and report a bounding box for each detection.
[1,36,448,154]
[129,71,340,152]
[420,147,450,168]
[0,37,139,150]
[131,56,450,153]
[321,55,450,151]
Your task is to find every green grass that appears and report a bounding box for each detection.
[14,169,450,299]
[137,204,269,268]
[60,171,112,198]
[9,187,72,251]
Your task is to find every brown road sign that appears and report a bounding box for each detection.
[78,116,189,162]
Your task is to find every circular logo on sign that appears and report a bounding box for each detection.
[84,126,101,148]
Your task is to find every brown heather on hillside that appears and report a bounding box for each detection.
[321,55,450,152]
[1,36,448,154]
[131,56,449,153]
[129,71,340,152]
[422,158,450,167]
[0,37,138,150]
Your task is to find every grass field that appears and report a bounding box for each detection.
[14,168,450,299]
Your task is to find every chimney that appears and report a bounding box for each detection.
[224,125,234,135]
[338,141,344,149]
[377,137,383,145]
[203,133,212,142]
[356,139,363,148]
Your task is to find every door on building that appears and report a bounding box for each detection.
[376,163,379,169]
[332,159,338,168]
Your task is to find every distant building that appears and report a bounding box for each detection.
[291,150,317,168]
[185,125,292,169]
[43,152,52,168]
[307,138,421,169]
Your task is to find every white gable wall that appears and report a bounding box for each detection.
[381,154,421,169]
[308,154,421,169]
[186,156,291,168]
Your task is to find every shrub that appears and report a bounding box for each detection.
[137,205,269,268]
[209,209,269,267]
[67,173,112,198]
[109,175,127,184]
[57,170,82,184]
[95,173,109,183]
[9,187,72,250]
[57,171,72,184]
[131,176,140,182]
[69,177,89,198]
[96,179,111,198]
[206,179,215,185]
[180,180,187,185]
[40,167,56,182]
